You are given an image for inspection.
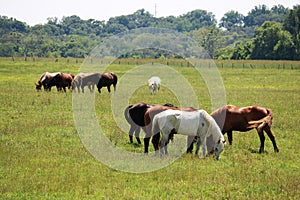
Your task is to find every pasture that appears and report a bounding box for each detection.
[0,58,299,199]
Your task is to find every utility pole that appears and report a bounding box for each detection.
[155,3,157,17]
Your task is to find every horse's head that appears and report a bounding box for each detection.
[35,82,42,90]
[214,137,226,160]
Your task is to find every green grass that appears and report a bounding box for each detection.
[0,58,299,199]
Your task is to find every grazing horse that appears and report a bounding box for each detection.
[148,76,161,95]
[72,73,101,93]
[46,73,74,92]
[152,109,226,160]
[35,72,61,91]
[124,103,178,144]
[124,102,153,144]
[97,72,118,93]
[143,105,197,154]
[188,105,279,154]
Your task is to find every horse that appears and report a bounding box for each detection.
[35,72,61,91]
[124,103,178,144]
[188,105,279,154]
[148,76,161,95]
[72,73,101,93]
[46,73,74,92]
[97,72,118,93]
[143,104,197,154]
[124,102,153,144]
[152,109,226,160]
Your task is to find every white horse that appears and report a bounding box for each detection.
[148,76,161,95]
[152,109,226,160]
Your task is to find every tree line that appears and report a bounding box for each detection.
[0,4,299,60]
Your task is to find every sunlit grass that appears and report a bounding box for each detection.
[0,58,299,199]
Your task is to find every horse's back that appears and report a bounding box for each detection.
[155,109,201,136]
[211,105,272,132]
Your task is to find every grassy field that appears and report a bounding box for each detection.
[0,58,299,199]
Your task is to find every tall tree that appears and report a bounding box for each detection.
[219,11,244,31]
[190,26,225,58]
[179,9,216,31]
[244,4,289,27]
[251,21,294,60]
[284,5,300,59]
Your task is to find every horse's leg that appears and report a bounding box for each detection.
[186,136,195,153]
[159,134,168,156]
[227,131,233,145]
[201,137,207,158]
[128,125,135,143]
[151,131,160,153]
[107,86,111,93]
[264,126,279,152]
[257,128,265,153]
[98,86,102,93]
[144,137,150,154]
[195,137,201,156]
[135,127,141,144]
[113,84,116,92]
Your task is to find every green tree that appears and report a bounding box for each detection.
[231,41,253,59]
[284,5,300,59]
[244,5,289,27]
[179,9,216,31]
[190,26,225,58]
[219,11,244,31]
[251,21,294,60]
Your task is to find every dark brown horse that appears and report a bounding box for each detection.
[124,102,153,144]
[97,72,118,93]
[124,103,178,144]
[46,73,74,92]
[35,72,61,91]
[188,105,279,154]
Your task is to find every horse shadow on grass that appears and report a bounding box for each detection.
[248,148,269,154]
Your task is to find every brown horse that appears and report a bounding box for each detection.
[97,72,118,93]
[188,105,279,154]
[35,72,61,91]
[46,73,74,92]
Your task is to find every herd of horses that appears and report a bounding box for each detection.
[124,103,279,159]
[36,71,279,160]
[35,71,118,93]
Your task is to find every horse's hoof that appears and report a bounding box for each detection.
[259,149,264,154]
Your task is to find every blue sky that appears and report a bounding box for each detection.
[1,0,298,26]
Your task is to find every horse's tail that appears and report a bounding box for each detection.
[124,105,133,124]
[112,73,117,91]
[248,108,273,129]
